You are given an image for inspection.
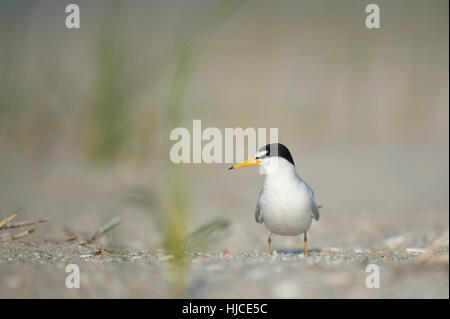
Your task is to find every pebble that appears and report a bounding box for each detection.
[405,248,427,254]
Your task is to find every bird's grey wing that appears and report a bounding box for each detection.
[311,201,320,221]
[304,183,320,221]
[255,189,264,224]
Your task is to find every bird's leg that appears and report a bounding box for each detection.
[304,233,308,256]
[268,232,272,255]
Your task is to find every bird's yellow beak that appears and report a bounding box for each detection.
[228,157,261,170]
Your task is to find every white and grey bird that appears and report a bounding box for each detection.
[229,143,320,255]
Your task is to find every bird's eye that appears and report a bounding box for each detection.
[255,151,268,160]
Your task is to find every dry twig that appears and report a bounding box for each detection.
[0,208,21,229]
[0,229,36,241]
[1,218,49,229]
[1,208,49,241]
[86,217,121,243]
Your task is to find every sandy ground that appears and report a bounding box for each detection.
[0,240,448,298]
[0,143,448,298]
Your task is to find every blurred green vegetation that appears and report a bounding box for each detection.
[85,2,128,162]
[1,0,447,162]
[164,47,193,293]
[127,0,244,295]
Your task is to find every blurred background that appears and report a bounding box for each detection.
[0,0,448,296]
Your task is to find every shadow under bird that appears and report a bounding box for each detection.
[229,143,320,255]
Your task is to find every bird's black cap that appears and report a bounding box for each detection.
[258,143,295,166]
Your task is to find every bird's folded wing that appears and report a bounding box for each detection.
[311,202,320,221]
[305,183,320,221]
[255,189,264,224]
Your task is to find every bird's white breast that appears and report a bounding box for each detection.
[260,169,313,236]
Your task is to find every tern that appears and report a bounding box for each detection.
[229,143,320,255]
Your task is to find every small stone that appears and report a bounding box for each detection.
[405,248,426,254]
